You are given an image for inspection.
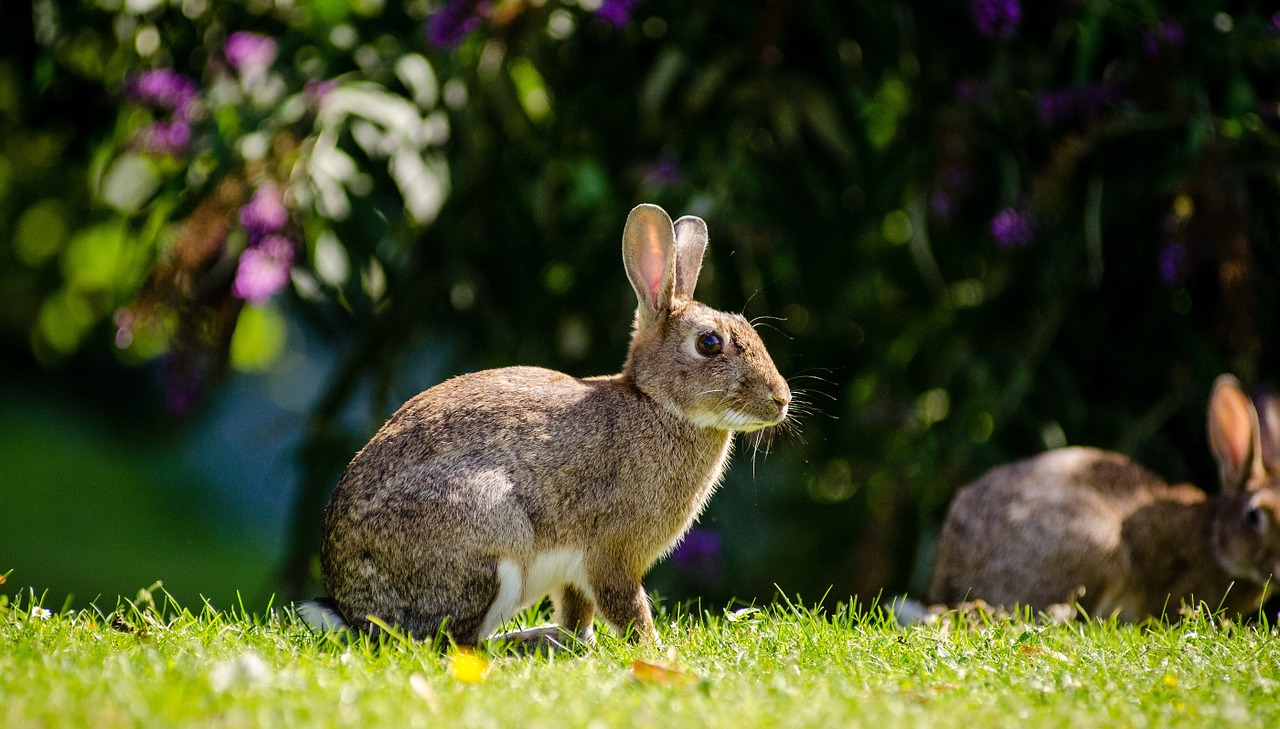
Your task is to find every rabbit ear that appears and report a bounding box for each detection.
[623,204,677,316]
[672,215,708,302]
[1254,386,1280,473]
[1208,374,1265,493]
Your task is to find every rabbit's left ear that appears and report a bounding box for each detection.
[1255,386,1280,473]
[672,216,708,303]
[1208,374,1266,493]
[623,204,678,317]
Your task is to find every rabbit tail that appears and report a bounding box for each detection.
[297,597,351,635]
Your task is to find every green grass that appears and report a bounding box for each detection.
[3,586,1279,728]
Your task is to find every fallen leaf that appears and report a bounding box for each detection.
[409,673,439,711]
[725,606,762,623]
[448,650,489,684]
[631,659,699,686]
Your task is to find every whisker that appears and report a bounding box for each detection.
[749,314,787,326]
[752,321,793,340]
[741,287,765,313]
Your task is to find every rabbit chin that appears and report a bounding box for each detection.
[685,408,780,433]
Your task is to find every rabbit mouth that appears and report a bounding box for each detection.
[686,407,785,432]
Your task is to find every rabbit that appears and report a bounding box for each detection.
[928,374,1280,622]
[297,203,791,647]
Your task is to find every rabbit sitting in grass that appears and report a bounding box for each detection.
[929,375,1280,621]
[298,204,791,647]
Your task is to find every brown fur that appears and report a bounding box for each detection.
[312,204,790,646]
[929,375,1280,621]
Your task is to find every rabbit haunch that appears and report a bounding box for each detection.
[303,204,790,647]
[929,374,1280,621]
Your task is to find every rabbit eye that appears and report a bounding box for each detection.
[1246,506,1266,533]
[695,331,724,357]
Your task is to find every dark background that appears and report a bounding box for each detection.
[1,0,1278,613]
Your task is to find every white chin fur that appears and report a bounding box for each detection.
[686,408,777,432]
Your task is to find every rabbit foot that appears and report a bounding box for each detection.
[489,625,589,655]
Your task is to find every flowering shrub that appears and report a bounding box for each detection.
[4,0,1279,600]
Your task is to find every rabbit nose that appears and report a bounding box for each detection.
[771,388,791,417]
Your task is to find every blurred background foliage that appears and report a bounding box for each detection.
[2,0,1279,612]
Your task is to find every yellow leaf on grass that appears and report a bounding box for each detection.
[449,650,489,684]
[631,659,699,686]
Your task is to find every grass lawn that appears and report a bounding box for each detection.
[3,585,1279,728]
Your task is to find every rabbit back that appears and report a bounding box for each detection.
[928,446,1218,619]
[320,365,734,640]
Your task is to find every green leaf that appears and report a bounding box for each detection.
[229,305,287,372]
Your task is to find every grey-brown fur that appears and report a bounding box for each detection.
[305,204,790,646]
[929,375,1280,621]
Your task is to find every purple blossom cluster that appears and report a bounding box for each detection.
[969,0,1022,40]
[233,183,295,302]
[136,119,193,156]
[424,0,640,47]
[224,31,278,74]
[129,68,199,117]
[671,526,724,586]
[233,235,295,303]
[990,207,1036,249]
[596,0,641,27]
[128,69,200,156]
[425,0,486,49]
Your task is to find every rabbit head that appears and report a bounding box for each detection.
[620,204,790,432]
[1207,374,1280,587]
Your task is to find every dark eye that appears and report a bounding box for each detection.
[1246,506,1266,533]
[695,331,724,357]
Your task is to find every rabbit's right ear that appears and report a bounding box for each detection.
[672,215,708,302]
[1208,374,1265,493]
[1254,386,1280,473]
[623,204,678,320]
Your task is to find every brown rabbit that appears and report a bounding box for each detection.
[929,375,1280,621]
[298,204,791,646]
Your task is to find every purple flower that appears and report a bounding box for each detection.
[128,69,199,118]
[643,154,681,187]
[1273,11,1280,33]
[1037,89,1076,128]
[304,78,338,108]
[990,207,1035,248]
[137,119,192,156]
[596,0,641,27]
[969,0,1022,40]
[426,0,485,49]
[224,31,278,74]
[239,183,289,239]
[232,235,295,302]
[671,526,724,585]
[1142,21,1185,58]
[1158,241,1188,286]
